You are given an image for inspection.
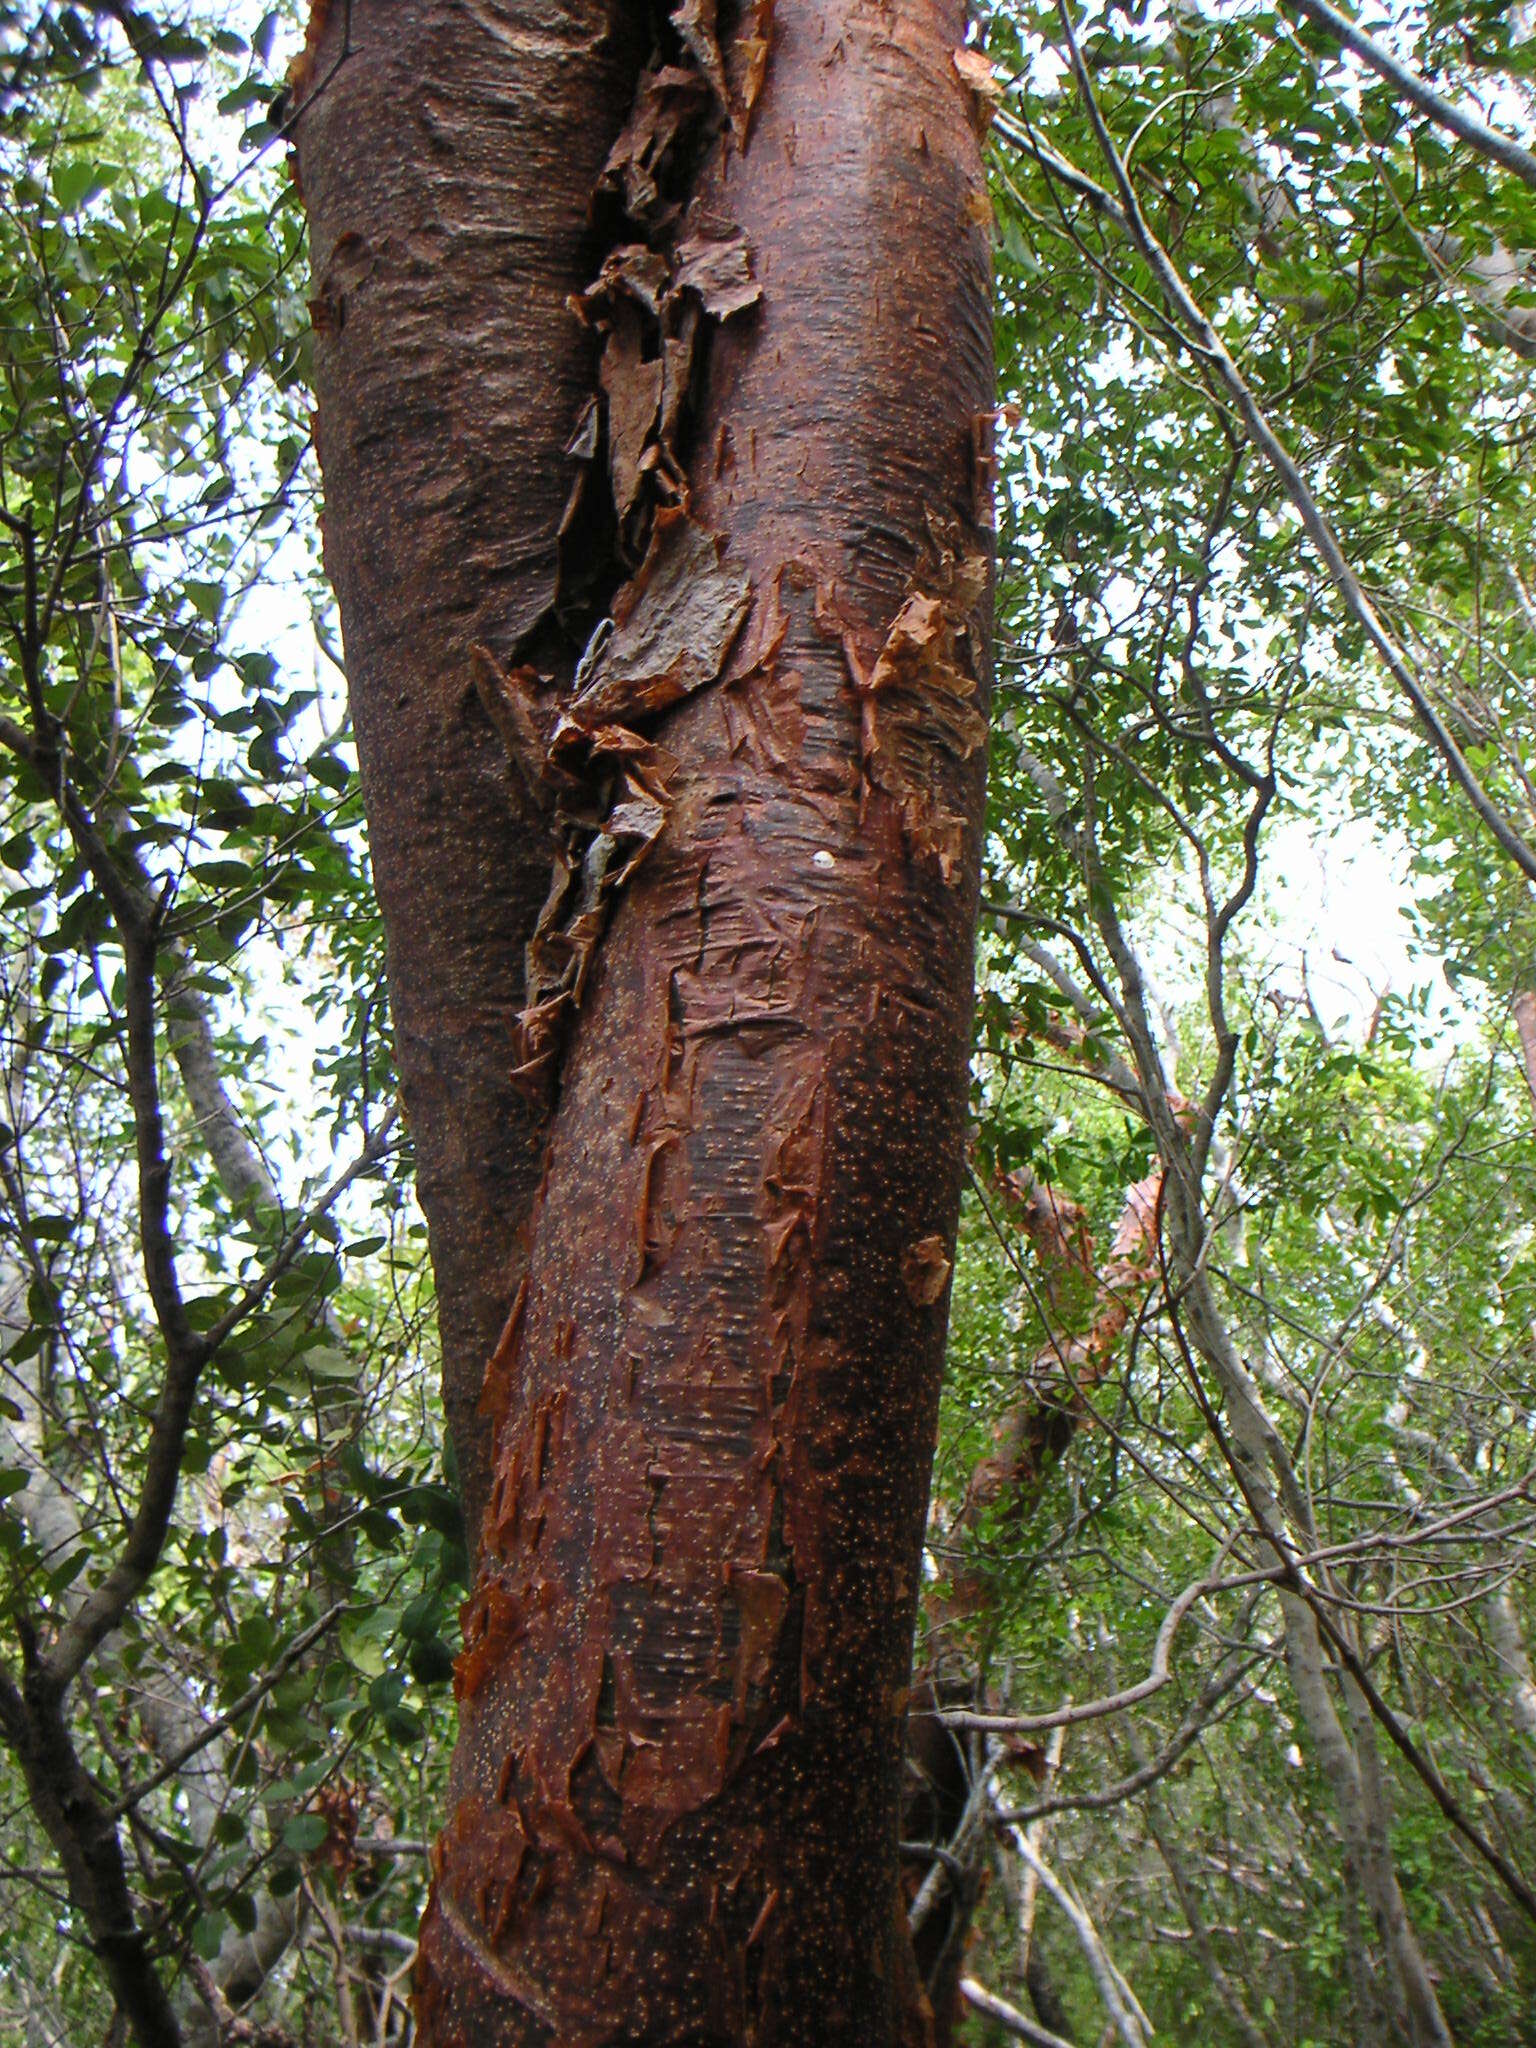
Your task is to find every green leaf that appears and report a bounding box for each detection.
[192,1912,227,1961]
[281,1812,329,1856]
[53,160,105,212]
[408,1636,456,1687]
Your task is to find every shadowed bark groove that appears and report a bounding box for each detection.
[302,1,993,2040]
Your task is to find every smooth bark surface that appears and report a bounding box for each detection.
[295,0,641,1535]
[299,2,993,2040]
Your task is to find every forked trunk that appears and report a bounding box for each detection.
[296,4,993,2041]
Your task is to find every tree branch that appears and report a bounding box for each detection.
[1286,0,1536,194]
[1038,6,1536,884]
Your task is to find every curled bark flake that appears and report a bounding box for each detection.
[566,395,602,462]
[553,454,615,635]
[671,0,730,120]
[579,241,673,321]
[606,783,668,847]
[900,1235,952,1308]
[970,409,998,531]
[599,308,667,525]
[853,588,987,882]
[580,239,754,547]
[583,724,672,777]
[672,0,776,149]
[865,593,950,697]
[469,646,556,809]
[575,22,767,604]
[600,62,711,222]
[762,1066,825,1275]
[513,777,671,1099]
[659,302,702,453]
[427,1793,539,1970]
[746,1885,780,1949]
[952,45,1003,137]
[484,1386,570,1567]
[755,1711,794,1756]
[729,564,791,687]
[763,1208,803,1271]
[287,0,335,109]
[635,1133,689,1284]
[923,510,990,618]
[478,1275,530,1447]
[673,229,762,318]
[574,249,689,536]
[726,1565,790,1719]
[731,0,776,144]
[564,510,752,738]
[455,1580,530,1701]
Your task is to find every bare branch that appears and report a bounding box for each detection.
[1286,0,1536,193]
[961,1977,1078,2048]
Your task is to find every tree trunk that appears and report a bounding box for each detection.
[293,0,643,1539]
[296,3,994,2043]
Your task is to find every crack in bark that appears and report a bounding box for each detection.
[484,5,772,1104]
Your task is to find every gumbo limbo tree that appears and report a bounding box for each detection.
[9,0,1536,2043]
[293,1,994,2041]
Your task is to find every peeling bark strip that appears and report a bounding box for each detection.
[303,0,992,2040]
[961,1162,1164,1540]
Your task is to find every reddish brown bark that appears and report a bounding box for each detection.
[293,0,644,1535]
[898,1159,1163,2042]
[961,1163,1163,1536]
[299,2,993,2041]
[1514,988,1536,1123]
